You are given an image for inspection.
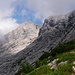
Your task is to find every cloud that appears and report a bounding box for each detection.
[26,0,75,21]
[0,18,18,34]
[0,0,19,40]
[0,0,75,40]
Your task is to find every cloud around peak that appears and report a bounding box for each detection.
[27,0,75,18]
[0,0,75,40]
[0,0,19,40]
[14,0,75,24]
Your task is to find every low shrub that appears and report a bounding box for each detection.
[39,52,50,60]
[50,40,75,56]
[15,63,34,75]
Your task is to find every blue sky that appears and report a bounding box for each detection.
[11,0,43,25]
[0,0,75,37]
[12,6,42,25]
[12,0,75,25]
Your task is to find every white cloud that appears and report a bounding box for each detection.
[0,0,75,40]
[20,9,27,17]
[26,0,75,21]
[0,18,18,34]
[0,0,19,40]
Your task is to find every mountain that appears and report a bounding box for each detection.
[0,10,75,75]
[0,21,40,75]
[23,39,75,75]
[0,21,39,57]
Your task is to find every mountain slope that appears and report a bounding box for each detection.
[0,21,39,57]
[0,21,40,75]
[16,39,75,75]
[25,50,75,75]
[0,10,75,75]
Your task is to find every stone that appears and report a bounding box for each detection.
[50,65,57,70]
[73,61,75,64]
[72,66,75,72]
[48,63,52,67]
[51,59,59,64]
[58,61,67,66]
[48,59,58,70]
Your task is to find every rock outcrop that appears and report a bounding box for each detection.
[0,10,75,75]
[0,21,40,75]
[0,21,39,57]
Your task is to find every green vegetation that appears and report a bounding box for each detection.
[15,39,75,75]
[26,65,51,75]
[15,63,34,75]
[39,52,50,60]
[26,64,73,75]
[50,40,75,56]
[56,51,75,63]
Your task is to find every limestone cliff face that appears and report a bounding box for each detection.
[0,21,39,56]
[39,11,75,43]
[0,21,40,75]
[0,10,75,75]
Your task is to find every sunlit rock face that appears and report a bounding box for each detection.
[0,21,39,56]
[1,10,75,75]
[0,21,40,75]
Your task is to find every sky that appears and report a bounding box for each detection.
[0,0,75,39]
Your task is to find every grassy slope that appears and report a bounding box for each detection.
[15,40,75,75]
[26,50,75,75]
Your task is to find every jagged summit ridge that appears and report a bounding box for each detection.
[39,14,70,35]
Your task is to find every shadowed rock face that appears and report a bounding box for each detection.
[0,10,75,75]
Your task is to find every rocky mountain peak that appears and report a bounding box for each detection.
[19,21,38,30]
[5,21,39,41]
[0,21,40,57]
[1,10,75,75]
[39,12,71,36]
